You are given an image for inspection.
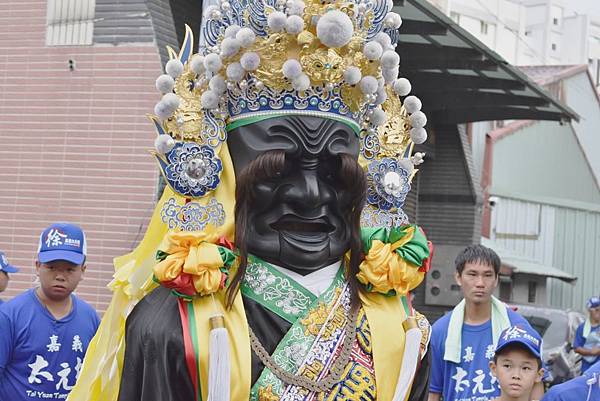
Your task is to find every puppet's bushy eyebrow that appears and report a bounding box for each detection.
[265,116,357,156]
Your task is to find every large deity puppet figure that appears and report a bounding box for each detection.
[68,1,433,401]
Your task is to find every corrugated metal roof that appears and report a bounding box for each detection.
[93,0,155,45]
[519,65,589,86]
[502,257,577,283]
[46,0,95,46]
[393,0,579,124]
[481,237,577,283]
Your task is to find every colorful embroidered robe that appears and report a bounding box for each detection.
[117,259,430,401]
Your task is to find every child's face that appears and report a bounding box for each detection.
[490,348,543,400]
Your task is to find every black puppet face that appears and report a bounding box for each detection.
[227,115,361,274]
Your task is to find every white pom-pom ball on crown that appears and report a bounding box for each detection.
[165,59,184,78]
[236,28,256,48]
[282,59,303,80]
[201,90,220,110]
[286,15,305,34]
[155,74,175,94]
[224,24,241,38]
[410,127,427,144]
[316,10,354,48]
[161,93,180,111]
[344,66,362,85]
[403,96,422,114]
[268,11,287,32]
[292,73,311,91]
[370,107,387,126]
[380,50,400,69]
[363,41,384,61]
[154,134,176,154]
[154,101,173,121]
[240,52,260,71]
[220,37,241,58]
[382,66,399,83]
[409,111,427,128]
[288,0,305,16]
[393,78,412,96]
[226,62,246,82]
[373,32,392,49]
[360,76,379,95]
[189,55,205,74]
[209,75,227,94]
[204,53,223,73]
[384,12,403,29]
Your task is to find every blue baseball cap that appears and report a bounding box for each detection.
[495,325,543,360]
[37,223,87,265]
[587,296,600,309]
[0,252,19,273]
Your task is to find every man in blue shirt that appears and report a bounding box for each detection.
[574,296,600,373]
[428,245,544,401]
[541,360,600,401]
[0,251,19,304]
[0,223,100,401]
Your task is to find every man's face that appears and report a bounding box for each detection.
[589,306,600,324]
[455,261,498,305]
[227,116,360,273]
[35,260,85,301]
[0,271,8,293]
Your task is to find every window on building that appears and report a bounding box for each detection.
[551,43,557,51]
[528,281,537,303]
[46,0,95,46]
[553,17,559,25]
[480,21,488,34]
[499,276,512,302]
[450,12,460,24]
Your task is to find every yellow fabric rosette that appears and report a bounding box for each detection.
[357,225,429,296]
[153,231,226,296]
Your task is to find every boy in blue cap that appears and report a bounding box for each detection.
[0,223,100,401]
[0,251,19,304]
[574,296,600,373]
[490,325,545,401]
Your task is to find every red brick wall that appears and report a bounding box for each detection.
[0,1,162,313]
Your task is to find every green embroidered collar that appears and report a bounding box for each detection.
[241,255,344,324]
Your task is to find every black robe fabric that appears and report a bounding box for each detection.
[117,286,430,401]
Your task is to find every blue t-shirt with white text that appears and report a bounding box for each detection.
[0,289,100,401]
[429,307,532,401]
[574,322,600,373]
[542,361,600,401]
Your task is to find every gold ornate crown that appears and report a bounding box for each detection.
[150,0,428,229]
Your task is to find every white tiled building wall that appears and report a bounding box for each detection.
[433,0,600,85]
